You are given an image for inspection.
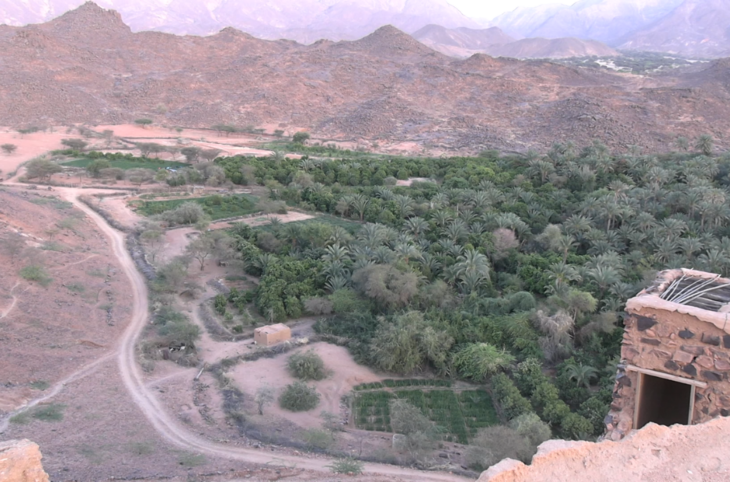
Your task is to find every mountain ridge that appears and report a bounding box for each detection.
[1,2,728,155]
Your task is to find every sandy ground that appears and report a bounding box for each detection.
[230,342,384,429]
[396,177,435,187]
[0,128,86,179]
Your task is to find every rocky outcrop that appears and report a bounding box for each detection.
[479,416,730,481]
[0,439,49,482]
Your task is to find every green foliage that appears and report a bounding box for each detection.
[287,350,328,381]
[279,382,320,412]
[328,457,364,475]
[30,380,49,391]
[452,343,515,382]
[64,155,186,171]
[491,373,533,420]
[25,158,62,180]
[32,403,65,422]
[214,294,227,315]
[354,388,496,444]
[301,428,335,450]
[370,311,453,375]
[19,265,52,287]
[292,132,311,144]
[138,195,257,221]
[155,308,200,348]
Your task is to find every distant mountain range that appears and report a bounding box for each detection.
[0,0,478,42]
[491,0,730,58]
[413,25,618,59]
[2,0,730,58]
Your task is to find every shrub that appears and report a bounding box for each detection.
[32,403,65,422]
[491,374,533,420]
[19,265,52,287]
[214,294,227,315]
[465,425,531,471]
[279,382,320,412]
[452,343,515,382]
[287,350,328,381]
[328,457,364,475]
[301,428,335,450]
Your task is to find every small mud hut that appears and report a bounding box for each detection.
[606,269,730,440]
[254,323,291,347]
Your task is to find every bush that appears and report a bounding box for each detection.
[491,374,533,420]
[301,428,335,450]
[328,457,364,475]
[287,350,328,381]
[214,294,227,315]
[158,202,206,226]
[279,382,320,412]
[465,425,532,471]
[452,343,515,382]
[19,265,52,287]
[32,403,65,422]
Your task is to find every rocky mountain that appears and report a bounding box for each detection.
[492,0,685,45]
[0,0,478,42]
[1,2,729,154]
[619,0,730,57]
[486,37,619,59]
[412,24,515,58]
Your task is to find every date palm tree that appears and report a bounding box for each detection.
[349,194,369,222]
[454,249,491,293]
[403,217,429,239]
[564,363,598,389]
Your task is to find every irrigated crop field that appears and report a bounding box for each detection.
[136,194,259,220]
[353,380,498,444]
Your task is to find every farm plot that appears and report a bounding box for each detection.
[63,157,188,170]
[352,386,498,444]
[136,194,259,220]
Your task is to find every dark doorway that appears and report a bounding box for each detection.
[636,373,692,429]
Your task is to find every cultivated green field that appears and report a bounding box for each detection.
[137,194,259,220]
[353,384,498,444]
[63,158,188,170]
[254,214,360,233]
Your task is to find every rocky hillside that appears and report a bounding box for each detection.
[1,2,729,153]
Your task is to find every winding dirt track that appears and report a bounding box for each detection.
[52,187,468,481]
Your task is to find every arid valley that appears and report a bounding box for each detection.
[3,1,730,482]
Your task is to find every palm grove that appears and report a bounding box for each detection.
[147,135,727,463]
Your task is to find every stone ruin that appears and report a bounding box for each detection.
[605,268,730,441]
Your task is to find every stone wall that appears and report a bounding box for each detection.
[604,303,730,441]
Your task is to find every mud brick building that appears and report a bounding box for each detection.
[254,323,291,347]
[605,269,730,441]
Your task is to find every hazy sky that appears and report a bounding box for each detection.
[449,0,575,20]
